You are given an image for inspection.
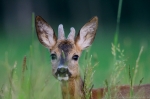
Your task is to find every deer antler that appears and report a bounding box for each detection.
[67,27,75,41]
[58,24,65,40]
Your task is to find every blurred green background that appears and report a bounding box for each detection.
[0,0,150,89]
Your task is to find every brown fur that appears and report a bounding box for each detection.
[91,84,150,99]
[58,74,150,99]
[61,76,84,99]
[58,40,74,55]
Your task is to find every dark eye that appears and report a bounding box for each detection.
[72,55,79,61]
[51,54,57,60]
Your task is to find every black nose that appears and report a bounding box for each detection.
[57,67,68,74]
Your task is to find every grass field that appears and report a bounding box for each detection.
[0,2,150,98]
[0,28,150,99]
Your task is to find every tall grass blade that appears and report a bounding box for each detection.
[32,12,35,46]
[133,46,144,84]
[114,0,123,46]
[21,56,27,81]
[128,65,134,98]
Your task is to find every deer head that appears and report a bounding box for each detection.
[35,16,98,82]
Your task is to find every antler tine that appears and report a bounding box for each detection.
[67,27,75,41]
[58,24,65,40]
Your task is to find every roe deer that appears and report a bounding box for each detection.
[35,16,150,99]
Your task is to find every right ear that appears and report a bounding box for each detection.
[75,16,98,50]
[35,16,57,49]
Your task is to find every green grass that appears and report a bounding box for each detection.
[0,1,150,98]
[0,25,150,98]
[0,41,63,99]
[0,32,150,99]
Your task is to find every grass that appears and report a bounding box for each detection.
[0,43,62,99]
[83,53,98,99]
[0,30,150,99]
[0,31,150,99]
[0,0,150,98]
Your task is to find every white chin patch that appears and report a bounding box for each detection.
[57,74,69,81]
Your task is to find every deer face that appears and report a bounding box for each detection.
[35,16,98,81]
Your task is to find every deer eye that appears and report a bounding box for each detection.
[51,54,57,60]
[72,55,79,61]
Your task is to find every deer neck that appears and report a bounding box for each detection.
[60,76,84,99]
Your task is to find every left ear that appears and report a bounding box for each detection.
[35,16,57,49]
[75,16,98,50]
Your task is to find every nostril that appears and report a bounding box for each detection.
[57,67,67,73]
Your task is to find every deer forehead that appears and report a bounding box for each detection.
[58,40,73,53]
[51,40,80,57]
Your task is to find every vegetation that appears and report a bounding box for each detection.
[0,1,150,99]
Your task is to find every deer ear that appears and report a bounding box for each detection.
[75,16,98,50]
[35,16,57,49]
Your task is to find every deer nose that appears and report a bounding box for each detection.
[57,67,68,74]
[55,66,72,78]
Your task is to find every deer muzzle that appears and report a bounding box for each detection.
[55,66,71,81]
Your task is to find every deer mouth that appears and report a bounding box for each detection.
[55,66,71,81]
[57,74,69,81]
